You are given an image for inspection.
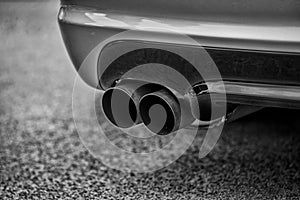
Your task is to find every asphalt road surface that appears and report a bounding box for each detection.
[0,2,300,199]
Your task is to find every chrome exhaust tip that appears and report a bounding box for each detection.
[102,86,138,128]
[102,80,162,128]
[139,89,194,135]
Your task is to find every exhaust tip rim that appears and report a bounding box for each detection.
[102,87,138,128]
[139,92,180,135]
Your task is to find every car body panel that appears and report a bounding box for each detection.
[60,0,300,26]
[58,1,300,109]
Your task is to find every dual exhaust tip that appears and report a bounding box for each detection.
[102,81,194,135]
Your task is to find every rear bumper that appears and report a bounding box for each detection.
[60,0,300,26]
[58,6,300,109]
[59,6,300,53]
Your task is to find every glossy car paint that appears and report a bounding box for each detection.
[60,0,300,26]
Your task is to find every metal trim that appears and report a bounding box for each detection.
[192,81,300,109]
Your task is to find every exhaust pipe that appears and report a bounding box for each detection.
[102,80,162,128]
[102,79,238,131]
[139,88,195,135]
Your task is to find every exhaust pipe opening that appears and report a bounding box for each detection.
[139,88,195,135]
[102,80,196,132]
[102,87,138,128]
[139,91,178,135]
[101,80,164,129]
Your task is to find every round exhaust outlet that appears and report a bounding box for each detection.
[139,88,194,135]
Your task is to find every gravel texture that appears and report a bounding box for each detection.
[0,2,300,199]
